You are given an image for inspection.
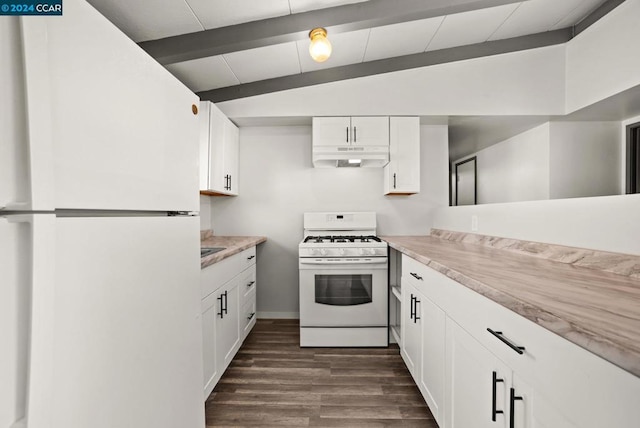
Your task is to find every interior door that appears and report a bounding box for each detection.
[51,215,204,428]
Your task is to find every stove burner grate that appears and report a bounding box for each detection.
[303,235,382,244]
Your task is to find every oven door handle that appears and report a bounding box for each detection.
[299,258,388,265]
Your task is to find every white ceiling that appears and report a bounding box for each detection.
[86,0,616,160]
[88,0,606,93]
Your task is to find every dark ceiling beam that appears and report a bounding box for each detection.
[198,28,573,103]
[139,0,527,65]
[573,0,625,36]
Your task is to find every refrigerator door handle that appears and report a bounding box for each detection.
[4,214,56,427]
[17,20,56,211]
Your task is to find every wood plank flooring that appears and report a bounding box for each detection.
[205,319,437,427]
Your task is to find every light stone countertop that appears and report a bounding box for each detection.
[381,234,640,378]
[201,233,267,269]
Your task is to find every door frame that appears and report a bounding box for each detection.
[454,156,477,206]
[626,121,640,194]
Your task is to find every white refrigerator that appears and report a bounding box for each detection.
[1,1,205,427]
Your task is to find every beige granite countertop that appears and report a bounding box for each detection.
[201,233,267,269]
[381,234,640,377]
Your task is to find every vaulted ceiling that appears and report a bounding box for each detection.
[88,0,617,103]
[87,0,631,160]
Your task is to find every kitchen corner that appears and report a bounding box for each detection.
[199,230,266,400]
[382,229,640,427]
[200,230,266,269]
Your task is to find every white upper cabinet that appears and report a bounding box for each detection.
[18,0,200,211]
[312,117,352,146]
[384,117,420,195]
[199,102,239,196]
[313,116,389,147]
[350,117,389,147]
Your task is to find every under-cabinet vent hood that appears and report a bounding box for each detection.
[312,145,389,168]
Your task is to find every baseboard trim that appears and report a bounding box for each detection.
[257,311,299,319]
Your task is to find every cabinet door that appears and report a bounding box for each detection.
[223,119,239,195]
[207,103,227,193]
[510,375,577,428]
[215,279,240,371]
[401,282,421,378]
[201,292,219,399]
[351,117,389,147]
[312,117,351,146]
[446,318,511,428]
[418,292,445,426]
[385,117,420,194]
[241,299,257,341]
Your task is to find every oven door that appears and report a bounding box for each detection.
[299,257,388,327]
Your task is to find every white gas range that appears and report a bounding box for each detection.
[298,212,388,347]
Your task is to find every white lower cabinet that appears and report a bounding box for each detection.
[201,247,257,399]
[401,273,445,426]
[201,292,220,398]
[445,318,511,428]
[398,254,640,428]
[215,278,240,370]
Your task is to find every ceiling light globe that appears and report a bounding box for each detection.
[309,27,332,63]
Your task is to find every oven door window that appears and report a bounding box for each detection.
[315,274,373,306]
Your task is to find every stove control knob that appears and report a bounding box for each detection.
[369,249,377,255]
[309,248,319,256]
[359,248,366,255]
[320,249,327,256]
[339,248,346,256]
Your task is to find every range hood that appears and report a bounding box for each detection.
[312,145,389,168]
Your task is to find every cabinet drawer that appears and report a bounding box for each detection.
[402,254,432,290]
[201,255,238,299]
[239,246,256,270]
[240,265,257,307]
[241,298,257,340]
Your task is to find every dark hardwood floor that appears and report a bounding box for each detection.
[205,319,437,427]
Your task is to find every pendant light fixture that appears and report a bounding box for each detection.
[309,27,332,63]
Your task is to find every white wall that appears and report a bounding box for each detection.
[549,122,621,199]
[566,0,640,113]
[208,125,449,317]
[219,45,566,118]
[199,195,211,231]
[453,123,550,204]
[433,194,640,255]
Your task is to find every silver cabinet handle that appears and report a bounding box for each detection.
[410,272,423,281]
[246,280,255,287]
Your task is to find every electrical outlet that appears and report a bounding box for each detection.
[471,215,478,232]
